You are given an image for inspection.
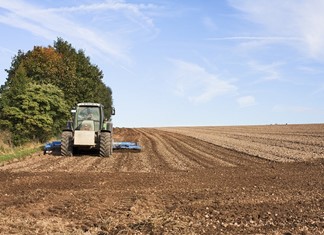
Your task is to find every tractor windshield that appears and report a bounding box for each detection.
[75,106,101,131]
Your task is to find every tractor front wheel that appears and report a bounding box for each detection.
[100,131,112,157]
[61,131,73,156]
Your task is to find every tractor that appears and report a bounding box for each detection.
[61,102,115,157]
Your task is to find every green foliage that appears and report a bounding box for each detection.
[1,63,30,106]
[1,83,69,145]
[53,38,113,115]
[0,37,113,145]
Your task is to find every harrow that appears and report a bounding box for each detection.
[44,141,141,155]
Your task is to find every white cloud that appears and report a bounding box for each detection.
[312,83,324,96]
[170,59,237,104]
[237,95,256,107]
[206,36,303,55]
[45,1,158,31]
[248,61,283,81]
[228,0,324,60]
[298,66,323,75]
[206,36,301,41]
[0,0,158,65]
[0,46,16,54]
[202,16,218,31]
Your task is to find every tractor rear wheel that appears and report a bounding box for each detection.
[100,131,112,157]
[61,131,73,156]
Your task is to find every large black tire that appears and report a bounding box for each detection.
[61,131,73,156]
[100,131,112,157]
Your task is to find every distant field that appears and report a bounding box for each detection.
[160,123,324,162]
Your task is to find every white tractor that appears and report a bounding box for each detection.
[61,102,115,157]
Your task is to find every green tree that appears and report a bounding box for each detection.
[53,38,113,116]
[1,83,69,145]
[0,38,113,145]
[0,63,30,130]
[3,38,113,115]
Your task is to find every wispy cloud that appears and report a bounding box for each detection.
[45,1,158,31]
[237,95,256,108]
[202,16,218,31]
[311,83,324,96]
[206,36,301,41]
[0,0,159,65]
[228,0,324,60]
[248,61,283,81]
[297,66,323,75]
[0,46,16,54]
[170,59,237,104]
[206,36,302,53]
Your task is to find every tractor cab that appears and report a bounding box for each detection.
[74,105,102,131]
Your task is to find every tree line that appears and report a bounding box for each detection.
[0,38,113,145]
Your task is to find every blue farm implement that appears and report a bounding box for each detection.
[44,141,141,155]
[112,142,141,152]
[43,141,61,155]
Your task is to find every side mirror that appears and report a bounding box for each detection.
[111,107,115,116]
[71,109,76,114]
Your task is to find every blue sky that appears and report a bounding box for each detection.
[1,0,324,127]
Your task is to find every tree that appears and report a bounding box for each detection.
[3,38,113,116]
[0,63,30,131]
[1,83,69,145]
[0,38,113,145]
[53,38,113,116]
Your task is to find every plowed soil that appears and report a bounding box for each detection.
[0,124,323,234]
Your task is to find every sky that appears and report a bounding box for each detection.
[0,0,324,127]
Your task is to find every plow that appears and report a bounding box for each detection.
[44,102,141,156]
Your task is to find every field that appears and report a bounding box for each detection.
[0,124,323,234]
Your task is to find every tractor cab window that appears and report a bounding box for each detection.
[78,107,99,121]
[76,107,100,131]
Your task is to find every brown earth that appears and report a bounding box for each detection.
[0,124,323,234]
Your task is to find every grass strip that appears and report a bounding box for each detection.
[0,146,42,163]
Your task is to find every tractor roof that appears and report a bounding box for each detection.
[77,102,103,107]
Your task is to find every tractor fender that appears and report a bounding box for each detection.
[102,122,113,132]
